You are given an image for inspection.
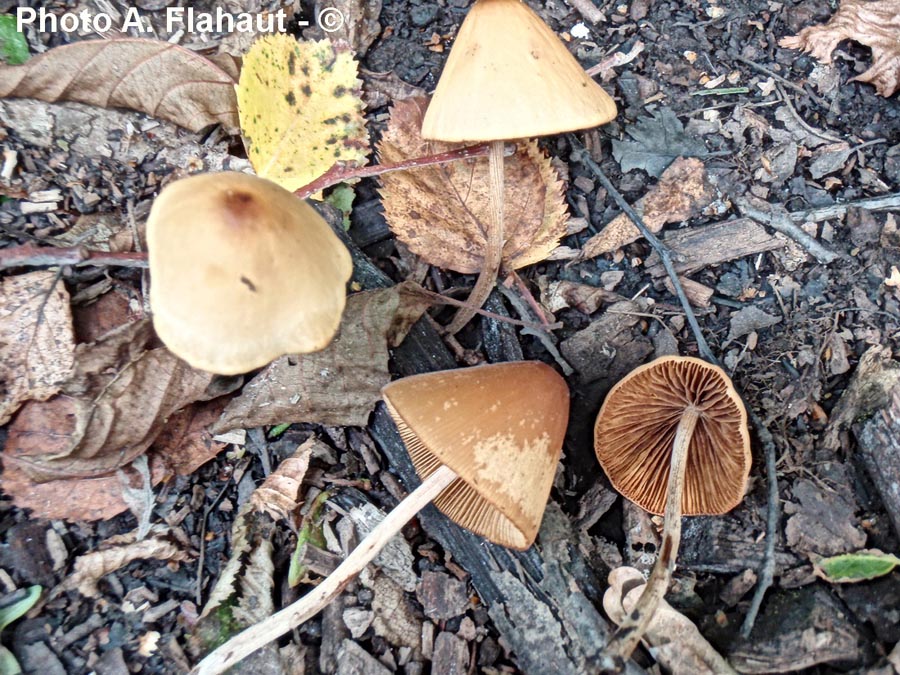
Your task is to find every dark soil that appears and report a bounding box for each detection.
[1,0,899,673]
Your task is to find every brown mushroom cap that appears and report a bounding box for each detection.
[381,361,569,549]
[594,356,751,516]
[420,0,617,142]
[147,172,352,375]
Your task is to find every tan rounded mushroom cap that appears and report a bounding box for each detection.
[147,172,352,375]
[381,361,569,549]
[420,0,617,142]
[594,356,751,516]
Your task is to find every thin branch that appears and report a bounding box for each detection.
[294,143,496,199]
[740,407,780,638]
[570,137,716,364]
[734,56,830,108]
[735,197,843,264]
[0,244,148,270]
[790,192,900,223]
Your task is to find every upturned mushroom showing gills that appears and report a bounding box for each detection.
[594,356,751,666]
[421,0,617,333]
[193,361,570,675]
[146,171,352,375]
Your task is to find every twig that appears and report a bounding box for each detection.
[740,406,780,638]
[790,192,900,223]
[774,83,844,143]
[0,244,149,270]
[496,284,574,376]
[570,137,716,364]
[294,143,496,199]
[565,0,605,24]
[734,56,830,108]
[735,197,842,264]
[407,285,562,333]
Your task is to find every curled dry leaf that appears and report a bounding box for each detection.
[0,39,239,132]
[54,524,191,598]
[211,283,429,433]
[1,319,216,482]
[581,157,714,258]
[378,96,568,274]
[779,0,900,97]
[603,566,737,674]
[237,35,369,194]
[0,272,75,425]
[1,398,228,522]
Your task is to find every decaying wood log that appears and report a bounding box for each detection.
[327,211,649,675]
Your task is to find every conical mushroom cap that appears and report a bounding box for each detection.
[382,361,569,549]
[147,172,352,375]
[421,0,617,142]
[594,356,751,516]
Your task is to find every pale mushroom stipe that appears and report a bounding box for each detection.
[421,0,617,333]
[594,356,751,665]
[146,171,352,375]
[192,361,570,675]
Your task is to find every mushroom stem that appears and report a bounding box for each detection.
[602,405,700,664]
[191,464,459,675]
[446,139,506,334]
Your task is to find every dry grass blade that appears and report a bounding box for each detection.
[0,39,239,132]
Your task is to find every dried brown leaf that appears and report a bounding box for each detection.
[0,272,75,425]
[603,566,735,674]
[0,39,239,132]
[779,0,900,97]
[2,320,215,482]
[54,525,191,598]
[250,437,315,521]
[0,451,168,521]
[379,96,568,274]
[211,284,427,433]
[581,157,714,258]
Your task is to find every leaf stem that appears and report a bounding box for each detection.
[445,139,505,334]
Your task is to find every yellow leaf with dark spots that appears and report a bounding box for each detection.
[237,35,368,194]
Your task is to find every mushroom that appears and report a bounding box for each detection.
[146,171,352,375]
[420,0,617,332]
[593,356,750,664]
[193,361,570,675]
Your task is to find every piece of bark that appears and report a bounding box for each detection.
[431,632,468,675]
[662,276,713,308]
[854,383,900,538]
[321,211,648,675]
[728,586,861,673]
[644,218,784,278]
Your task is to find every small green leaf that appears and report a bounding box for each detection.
[0,586,41,632]
[0,16,29,65]
[288,491,331,587]
[325,184,355,230]
[814,550,900,583]
[0,645,22,675]
[268,422,291,438]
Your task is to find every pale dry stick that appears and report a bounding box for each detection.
[734,196,843,264]
[410,285,562,332]
[445,140,507,334]
[774,83,844,143]
[599,407,700,669]
[192,465,458,675]
[565,0,605,24]
[791,192,900,223]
